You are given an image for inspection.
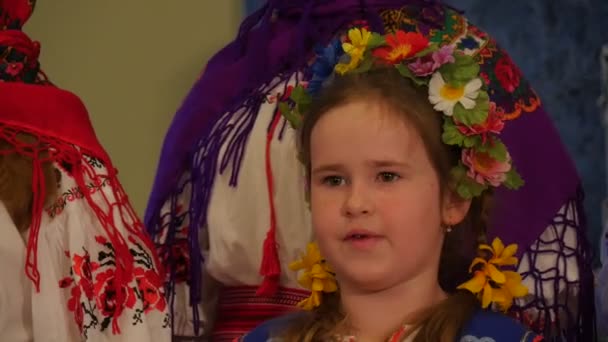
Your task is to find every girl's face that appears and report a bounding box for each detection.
[309,100,470,293]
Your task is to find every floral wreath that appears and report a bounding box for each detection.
[282,27,528,312]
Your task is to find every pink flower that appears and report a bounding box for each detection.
[408,58,435,76]
[461,149,511,187]
[408,45,455,76]
[432,45,455,67]
[6,62,24,76]
[456,102,505,143]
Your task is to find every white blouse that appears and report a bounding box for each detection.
[0,158,171,341]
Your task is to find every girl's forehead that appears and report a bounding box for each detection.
[310,101,423,161]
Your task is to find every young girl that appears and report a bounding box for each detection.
[146,1,593,340]
[238,27,544,341]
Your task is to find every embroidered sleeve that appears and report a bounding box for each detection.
[45,160,171,341]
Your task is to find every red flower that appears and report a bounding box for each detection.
[134,267,167,313]
[6,62,24,76]
[94,269,136,317]
[494,56,521,93]
[373,30,429,64]
[456,102,505,143]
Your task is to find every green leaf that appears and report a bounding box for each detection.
[439,53,480,87]
[367,33,386,49]
[450,164,467,183]
[414,42,439,58]
[482,138,508,162]
[442,118,464,146]
[463,135,481,148]
[452,91,489,126]
[457,176,487,199]
[278,102,302,128]
[504,168,524,190]
[395,64,429,87]
[290,85,312,106]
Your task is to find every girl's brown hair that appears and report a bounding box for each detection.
[0,133,57,232]
[282,68,492,341]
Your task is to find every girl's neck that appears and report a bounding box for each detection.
[338,270,446,341]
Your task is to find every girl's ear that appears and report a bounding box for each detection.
[441,190,471,228]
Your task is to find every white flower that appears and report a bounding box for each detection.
[428,72,483,116]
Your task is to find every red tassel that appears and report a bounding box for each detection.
[25,158,45,292]
[257,230,281,296]
[257,111,283,296]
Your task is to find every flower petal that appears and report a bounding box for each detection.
[432,100,457,116]
[323,278,338,292]
[504,271,528,297]
[464,78,483,93]
[469,257,488,272]
[289,260,305,271]
[481,283,493,308]
[501,243,518,258]
[428,72,445,94]
[459,97,476,109]
[487,263,506,284]
[312,278,324,292]
[491,237,505,257]
[493,256,518,267]
[348,28,361,43]
[478,244,493,254]
[458,271,486,293]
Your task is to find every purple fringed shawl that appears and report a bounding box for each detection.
[144,0,595,340]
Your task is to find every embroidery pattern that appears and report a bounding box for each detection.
[59,235,168,337]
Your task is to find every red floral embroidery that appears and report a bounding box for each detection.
[134,267,166,313]
[94,268,135,319]
[494,55,522,93]
[59,234,168,337]
[68,285,85,330]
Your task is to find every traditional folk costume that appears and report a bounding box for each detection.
[145,1,596,340]
[0,0,170,340]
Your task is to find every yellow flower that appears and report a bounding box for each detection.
[458,237,528,310]
[289,242,338,310]
[335,27,371,74]
[428,72,482,116]
[492,271,528,311]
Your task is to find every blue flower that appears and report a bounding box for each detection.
[308,39,343,95]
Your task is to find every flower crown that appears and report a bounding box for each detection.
[279,27,524,199]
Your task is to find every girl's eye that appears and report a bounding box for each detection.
[377,172,400,183]
[322,176,345,187]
